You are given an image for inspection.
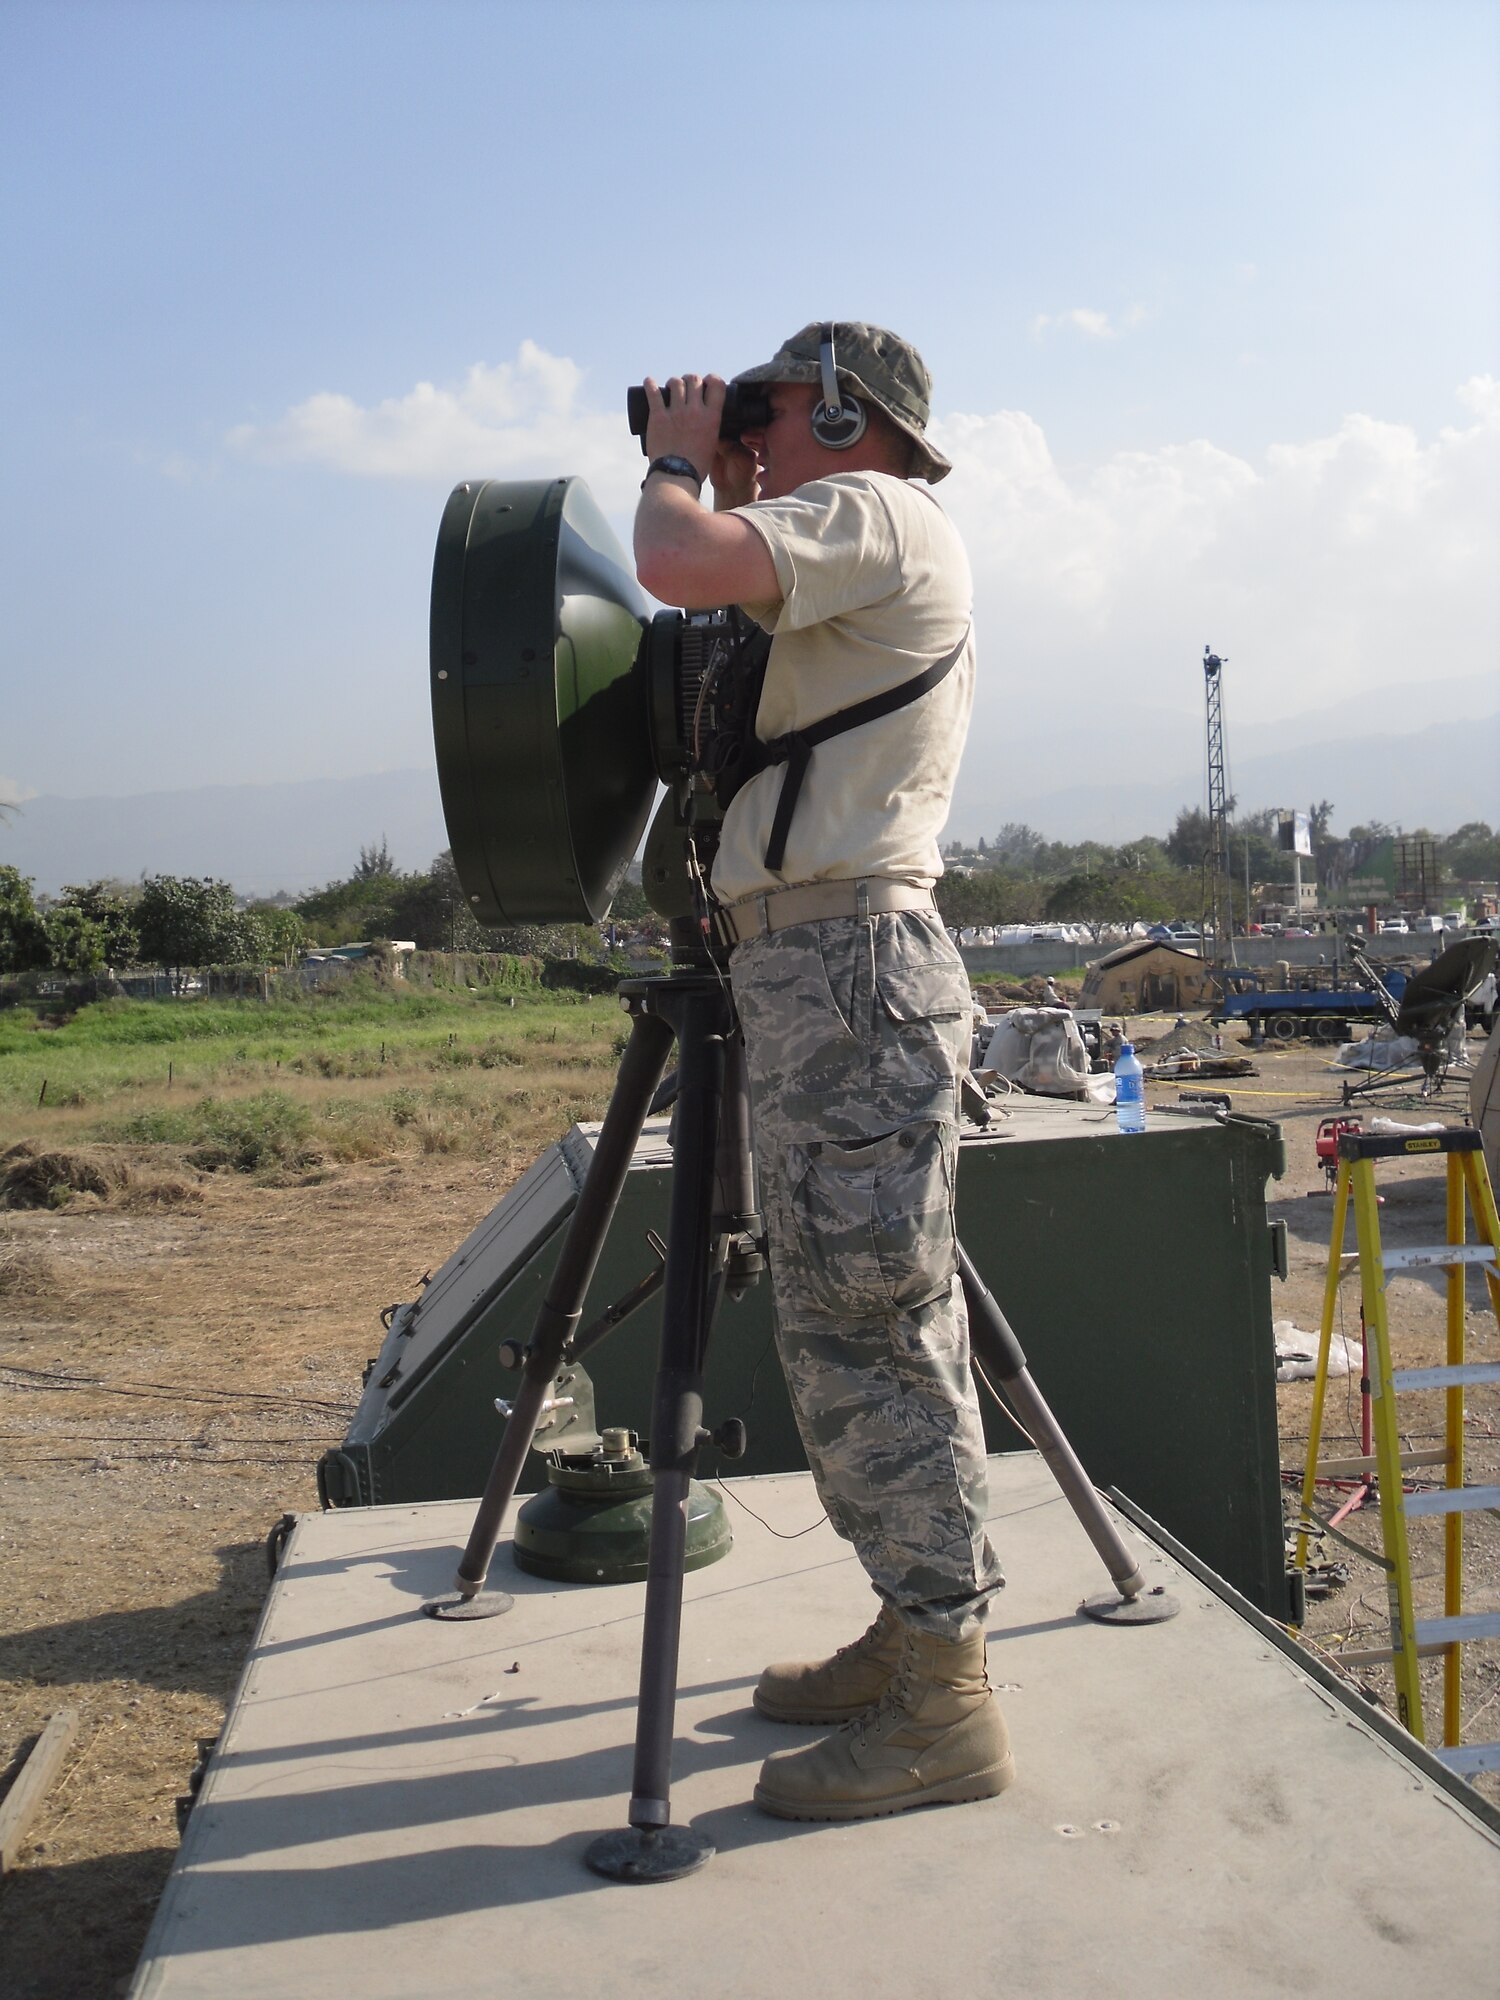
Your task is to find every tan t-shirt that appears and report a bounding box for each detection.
[710,471,975,907]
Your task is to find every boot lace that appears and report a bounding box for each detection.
[848,1635,919,1746]
[830,1610,889,1666]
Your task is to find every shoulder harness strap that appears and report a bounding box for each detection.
[759,623,971,873]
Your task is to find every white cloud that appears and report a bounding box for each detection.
[1031,305,1146,340]
[930,375,1500,748]
[0,776,38,808]
[227,347,1500,748]
[227,340,641,504]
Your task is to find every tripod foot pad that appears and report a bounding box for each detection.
[584,1824,715,1882]
[421,1590,516,1621]
[1080,1586,1180,1625]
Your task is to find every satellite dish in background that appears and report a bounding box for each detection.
[1394,938,1497,1040]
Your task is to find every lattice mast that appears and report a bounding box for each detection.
[1203,646,1236,964]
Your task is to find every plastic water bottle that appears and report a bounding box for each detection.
[1114,1041,1146,1134]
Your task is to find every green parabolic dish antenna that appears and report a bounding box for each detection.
[430,476,657,926]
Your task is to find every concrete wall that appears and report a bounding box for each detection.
[960,941,1087,978]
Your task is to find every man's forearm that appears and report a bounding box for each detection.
[634,473,710,579]
[634,475,777,609]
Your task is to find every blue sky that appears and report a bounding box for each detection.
[2,0,1497,831]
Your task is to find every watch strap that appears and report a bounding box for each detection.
[644,454,704,491]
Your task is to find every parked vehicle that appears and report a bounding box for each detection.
[1212,961,1408,1043]
[1377,918,1410,935]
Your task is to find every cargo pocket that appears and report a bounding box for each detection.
[785,1118,958,1318]
[873,916,969,1030]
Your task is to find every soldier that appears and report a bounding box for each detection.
[634,323,1010,1821]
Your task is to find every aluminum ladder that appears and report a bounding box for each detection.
[1295,1125,1500,1778]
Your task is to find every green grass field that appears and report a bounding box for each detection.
[0,980,631,1179]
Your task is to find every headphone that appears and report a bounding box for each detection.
[809,321,868,450]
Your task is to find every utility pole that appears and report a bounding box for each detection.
[1203,646,1237,967]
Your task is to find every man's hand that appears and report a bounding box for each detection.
[636,367,779,608]
[710,438,759,512]
[643,373,725,483]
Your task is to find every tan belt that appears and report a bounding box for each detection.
[720,878,938,945]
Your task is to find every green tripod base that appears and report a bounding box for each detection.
[514,1430,731,1586]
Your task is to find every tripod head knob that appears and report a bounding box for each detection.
[711,1419,747,1461]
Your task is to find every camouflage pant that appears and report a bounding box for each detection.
[731,909,1004,1640]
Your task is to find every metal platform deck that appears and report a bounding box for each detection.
[131,1457,1500,1999]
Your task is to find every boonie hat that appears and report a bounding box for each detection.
[733,321,952,483]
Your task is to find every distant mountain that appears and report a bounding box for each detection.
[1,768,451,898]
[952,706,1499,845]
[4,675,1495,896]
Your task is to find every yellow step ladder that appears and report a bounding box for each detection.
[1295,1125,1500,1778]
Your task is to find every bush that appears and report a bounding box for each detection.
[540,957,625,996]
[108,1091,320,1174]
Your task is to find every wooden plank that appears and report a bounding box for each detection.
[0,1709,79,1871]
[1316,1447,1448,1477]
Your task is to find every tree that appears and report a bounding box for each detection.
[296,859,406,945]
[215,906,274,965]
[1442,822,1500,883]
[45,904,108,979]
[355,837,396,880]
[245,903,307,968]
[0,865,51,974]
[1308,798,1340,891]
[1115,836,1171,873]
[385,851,489,951]
[935,870,1046,927]
[988,823,1047,870]
[134,876,245,989]
[1041,873,1116,935]
[1227,811,1280,891]
[1165,807,1213,871]
[1044,868,1192,932]
[607,877,651,923]
[59,881,139,968]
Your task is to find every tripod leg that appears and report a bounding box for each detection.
[958,1244,1178,1625]
[587,985,727,1881]
[712,1028,765,1297]
[427,1007,676,1614]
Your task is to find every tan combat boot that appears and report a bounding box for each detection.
[754,1624,1015,1820]
[753,1602,906,1724]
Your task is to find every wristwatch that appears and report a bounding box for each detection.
[643,455,704,492]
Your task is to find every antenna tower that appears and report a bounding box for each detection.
[1203,646,1236,965]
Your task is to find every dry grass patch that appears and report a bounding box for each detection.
[0,1237,59,1298]
[114,1173,205,1212]
[0,1144,129,1210]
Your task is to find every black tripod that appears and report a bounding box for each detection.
[424,967,1176,1882]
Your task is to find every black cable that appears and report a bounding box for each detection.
[708,1475,828,1541]
[0,1365,351,1415]
[971,1358,1038,1450]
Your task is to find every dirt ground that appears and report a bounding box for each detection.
[1,1031,1497,1998]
